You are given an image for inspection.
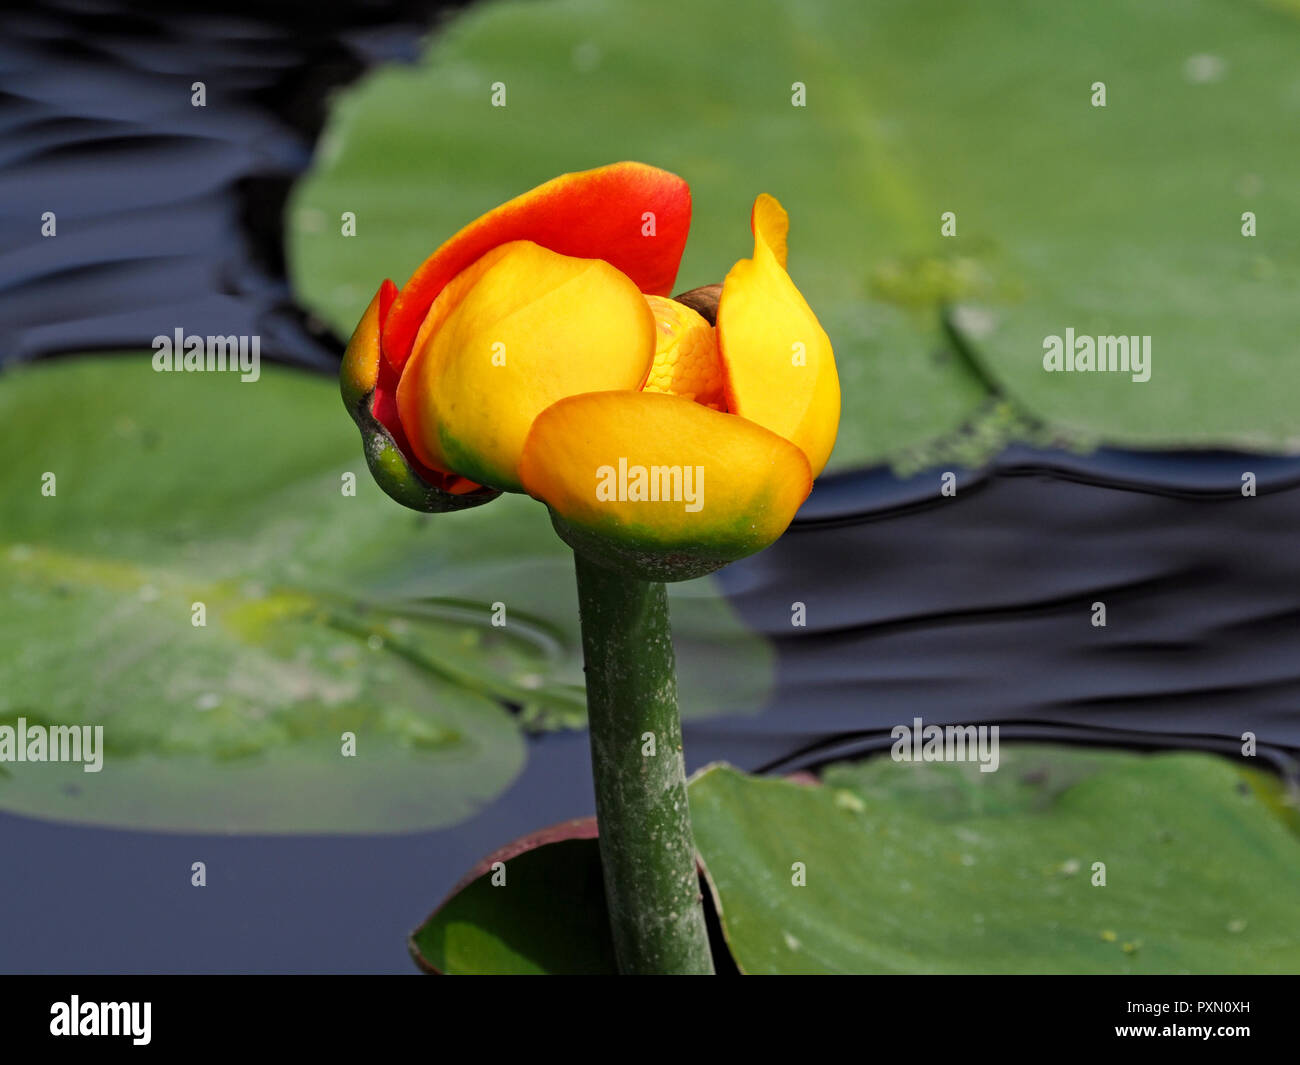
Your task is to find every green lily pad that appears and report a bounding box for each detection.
[288,0,1300,470]
[0,357,770,831]
[410,818,618,974]
[414,747,1300,973]
[286,0,992,471]
[693,749,1300,974]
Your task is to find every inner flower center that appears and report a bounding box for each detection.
[640,294,727,411]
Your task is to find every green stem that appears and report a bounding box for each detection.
[573,550,715,975]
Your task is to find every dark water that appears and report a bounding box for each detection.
[1,0,1296,973]
[719,448,1300,776]
[0,0,460,368]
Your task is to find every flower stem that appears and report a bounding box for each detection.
[572,550,715,975]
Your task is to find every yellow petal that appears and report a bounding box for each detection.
[397,241,655,492]
[340,281,387,411]
[716,194,839,477]
[751,193,788,269]
[641,295,726,410]
[519,390,812,581]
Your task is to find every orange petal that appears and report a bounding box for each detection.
[519,390,812,581]
[396,241,655,493]
[383,162,691,372]
[717,194,839,477]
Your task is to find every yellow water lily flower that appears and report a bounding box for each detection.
[341,161,839,579]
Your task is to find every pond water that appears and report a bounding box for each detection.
[1,0,1295,972]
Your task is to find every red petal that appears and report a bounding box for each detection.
[382,162,691,371]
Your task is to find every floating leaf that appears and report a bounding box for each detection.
[413,747,1300,972]
[0,357,770,831]
[410,819,618,974]
[692,749,1300,973]
[289,0,1300,469]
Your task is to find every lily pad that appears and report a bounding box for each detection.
[410,818,617,974]
[288,0,1300,469]
[0,357,771,831]
[693,749,1300,973]
[413,747,1300,973]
